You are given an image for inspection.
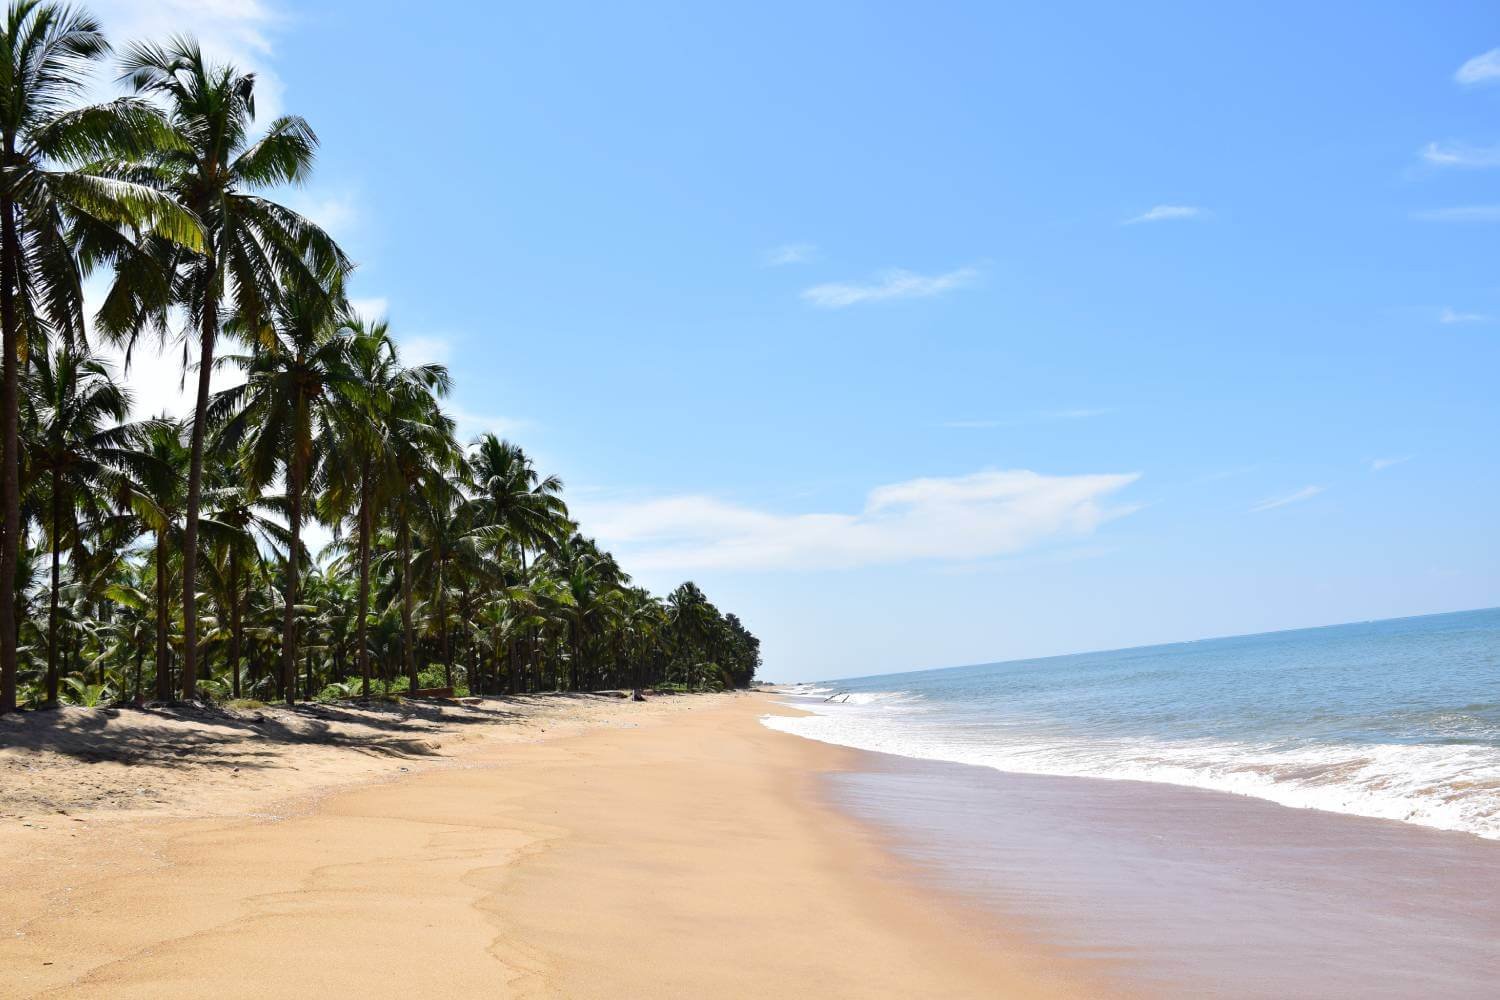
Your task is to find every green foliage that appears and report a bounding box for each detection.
[0,8,761,719]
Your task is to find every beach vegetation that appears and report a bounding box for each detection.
[0,2,759,714]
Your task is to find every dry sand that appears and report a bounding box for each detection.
[1,691,1111,998]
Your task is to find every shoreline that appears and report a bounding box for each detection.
[1,692,1110,999]
[787,723,1500,998]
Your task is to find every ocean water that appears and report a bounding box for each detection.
[766,608,1500,839]
[764,608,1500,997]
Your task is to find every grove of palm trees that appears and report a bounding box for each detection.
[0,1,759,714]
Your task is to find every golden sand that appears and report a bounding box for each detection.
[1,692,1106,998]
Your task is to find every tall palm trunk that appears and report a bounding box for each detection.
[0,176,19,714]
[355,472,372,698]
[155,533,170,700]
[228,546,242,699]
[180,263,217,700]
[46,489,62,706]
[438,556,450,688]
[280,441,306,707]
[400,517,416,692]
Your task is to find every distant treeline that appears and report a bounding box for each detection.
[0,1,758,711]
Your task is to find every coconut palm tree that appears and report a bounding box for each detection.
[23,346,132,704]
[384,415,458,693]
[469,435,568,688]
[108,37,349,700]
[0,1,199,713]
[198,469,289,699]
[318,316,449,698]
[124,416,188,700]
[210,280,357,704]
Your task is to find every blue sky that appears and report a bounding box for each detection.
[92,2,1499,679]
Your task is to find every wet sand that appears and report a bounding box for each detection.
[827,751,1500,998]
[0,693,1105,999]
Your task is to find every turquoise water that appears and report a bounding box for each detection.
[768,608,1500,838]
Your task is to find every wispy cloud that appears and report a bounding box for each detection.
[400,335,453,366]
[445,404,529,443]
[941,408,1112,429]
[1370,456,1412,472]
[348,297,388,321]
[1412,204,1500,222]
[1419,141,1500,168]
[91,0,286,116]
[1123,204,1205,225]
[1455,47,1500,85]
[1440,307,1490,324]
[765,243,816,266]
[801,267,978,308]
[1249,485,1325,513]
[286,190,360,233]
[574,468,1141,572]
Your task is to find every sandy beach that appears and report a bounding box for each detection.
[0,692,1106,999]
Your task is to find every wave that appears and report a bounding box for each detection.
[761,700,1500,840]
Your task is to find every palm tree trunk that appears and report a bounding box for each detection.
[155,534,170,701]
[400,518,417,692]
[356,477,372,698]
[228,546,242,699]
[280,450,305,707]
[46,489,62,707]
[180,277,217,700]
[438,557,451,688]
[0,178,20,714]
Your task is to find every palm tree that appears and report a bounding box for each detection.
[667,581,714,691]
[469,435,567,689]
[125,417,188,700]
[319,317,449,698]
[198,468,288,699]
[385,413,458,693]
[211,281,357,704]
[109,37,348,700]
[410,480,493,690]
[0,1,198,713]
[23,347,131,704]
[98,571,151,702]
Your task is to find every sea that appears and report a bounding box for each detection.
[765,608,1500,997]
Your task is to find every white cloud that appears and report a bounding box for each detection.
[1455,48,1500,85]
[445,404,528,444]
[1440,307,1489,324]
[1370,456,1412,472]
[285,190,360,234]
[1419,141,1500,168]
[100,334,248,422]
[79,277,243,421]
[348,297,389,322]
[1124,205,1205,225]
[765,243,816,266]
[90,0,286,117]
[574,468,1141,572]
[801,266,978,308]
[1249,485,1325,513]
[1412,205,1500,222]
[400,335,453,366]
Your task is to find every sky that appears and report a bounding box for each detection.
[81,1,1499,680]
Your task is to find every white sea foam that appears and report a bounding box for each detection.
[761,697,1500,840]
